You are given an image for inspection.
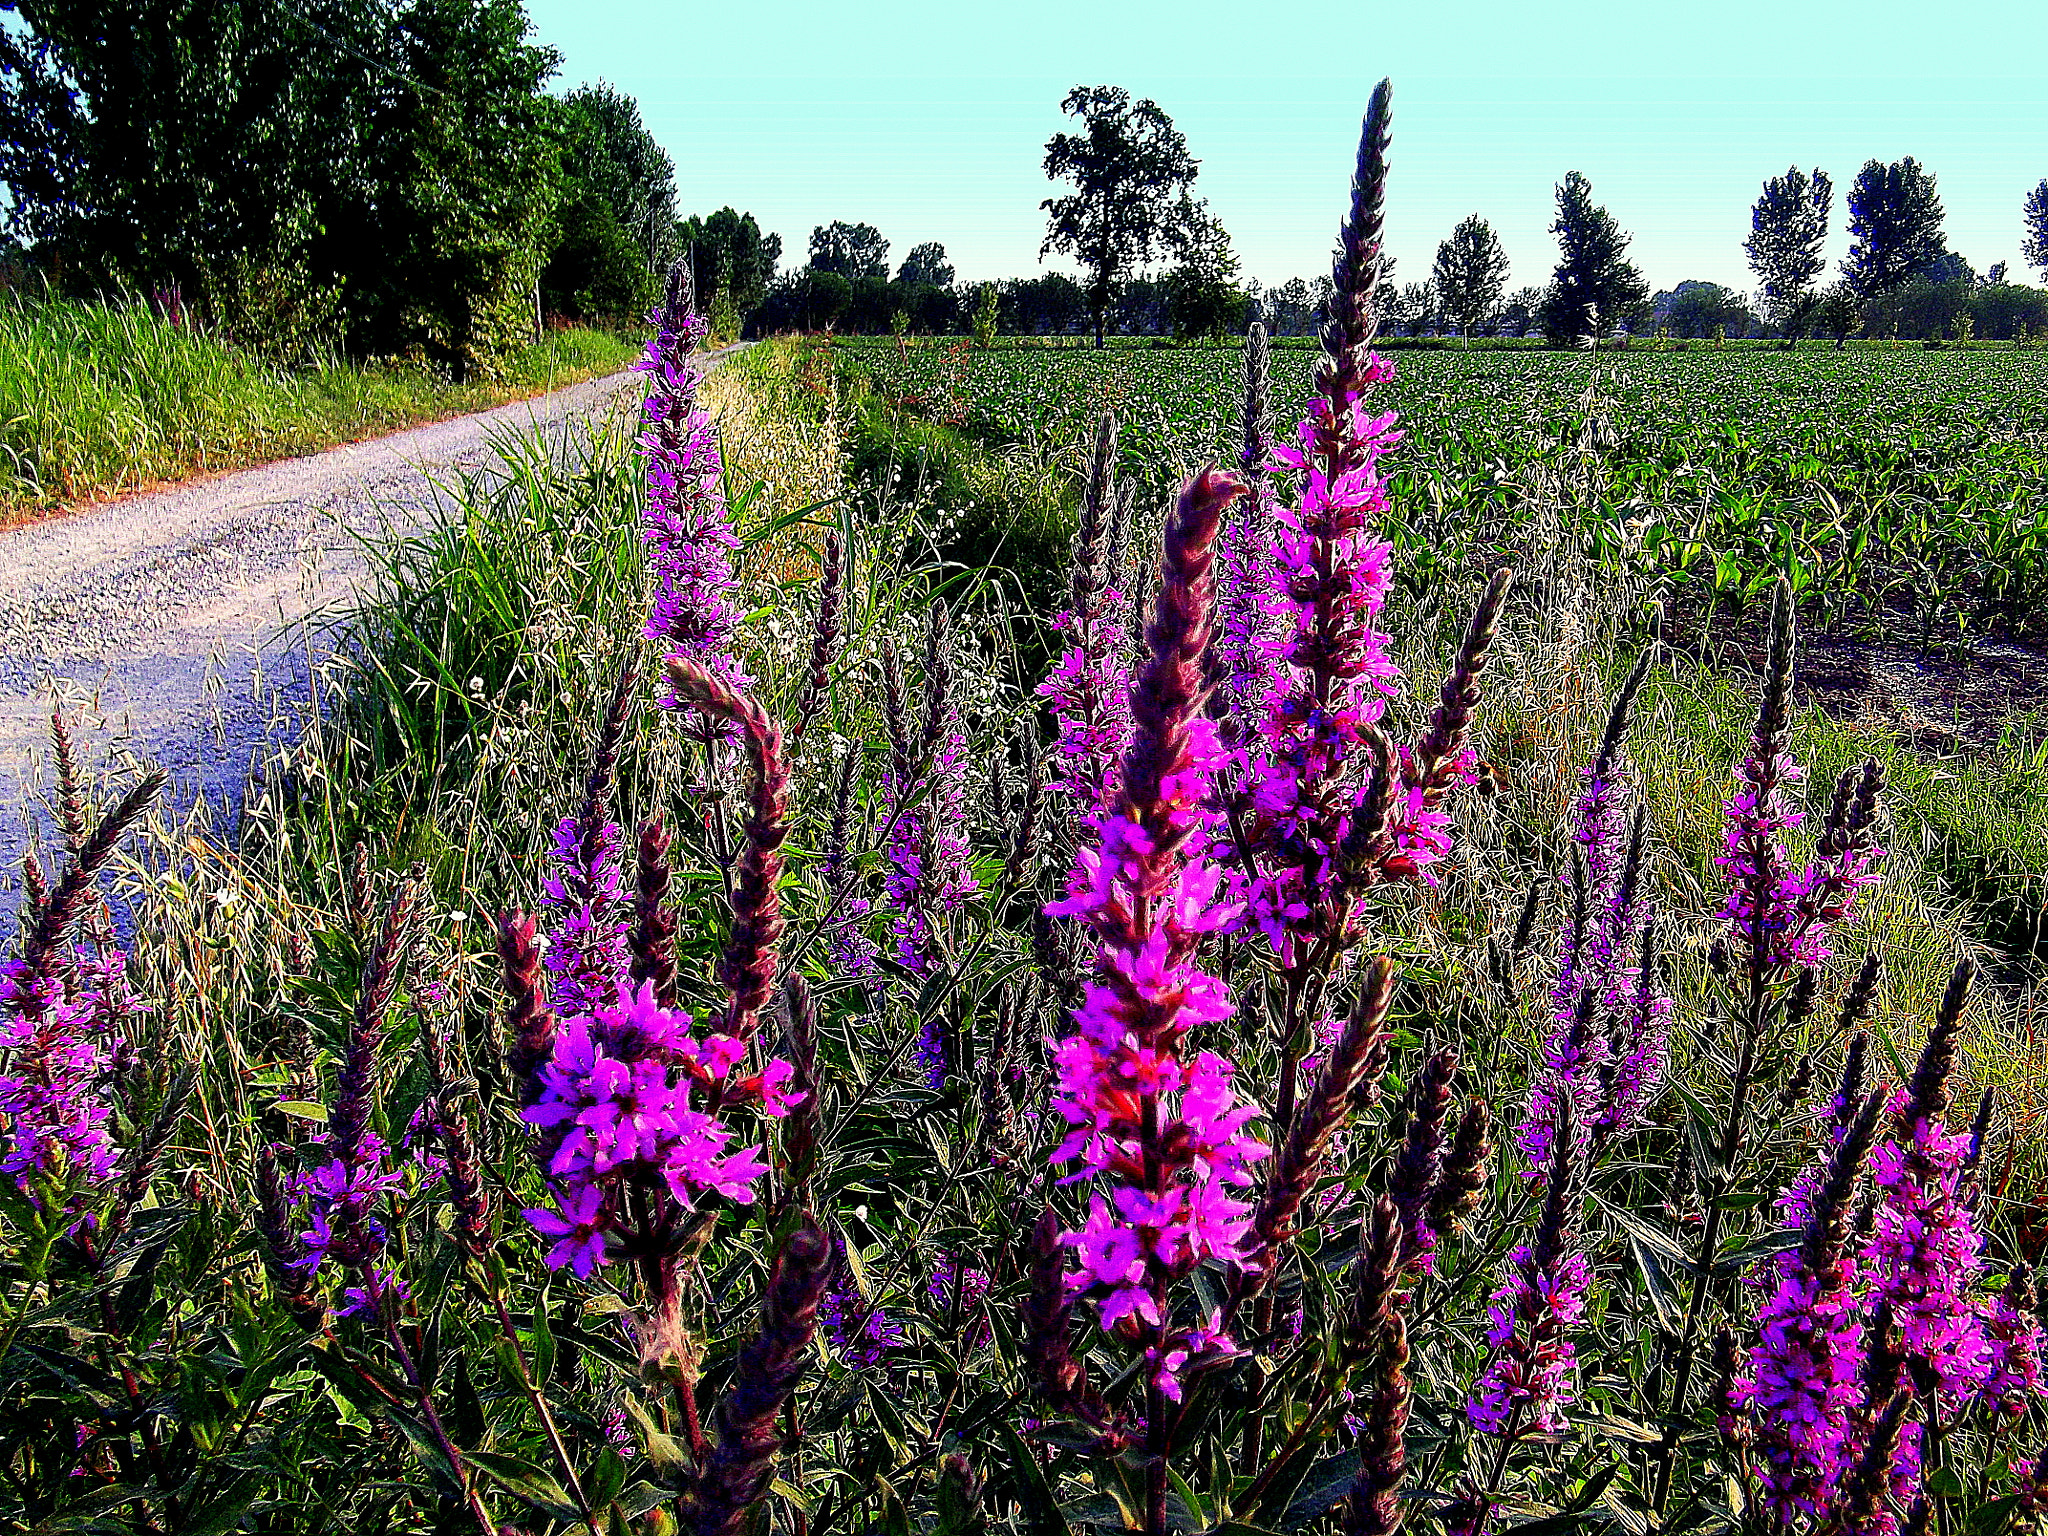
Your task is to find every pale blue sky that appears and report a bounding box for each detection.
[524,0,2048,297]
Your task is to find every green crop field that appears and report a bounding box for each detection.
[835,337,2048,638]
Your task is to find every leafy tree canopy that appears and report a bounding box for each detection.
[1842,157,1949,299]
[1539,171,1650,342]
[1431,213,1510,339]
[2027,179,2048,280]
[808,220,889,281]
[1746,166,1831,329]
[896,240,953,287]
[1040,84,1203,348]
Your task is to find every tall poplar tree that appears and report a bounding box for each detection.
[1431,214,1510,340]
[1745,166,1831,333]
[1842,157,1949,299]
[1538,171,1649,343]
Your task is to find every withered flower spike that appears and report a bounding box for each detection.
[1343,1310,1410,1536]
[679,1222,833,1536]
[668,660,791,1043]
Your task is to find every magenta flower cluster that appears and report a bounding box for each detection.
[1733,1090,2044,1525]
[523,801,799,1277]
[636,289,748,702]
[882,699,978,981]
[0,952,136,1189]
[1718,745,1883,974]
[286,1132,407,1316]
[1466,1242,1594,1438]
[1224,364,1466,970]
[1045,472,1269,1405]
[1039,536,1133,815]
[1520,752,1669,1175]
[522,979,798,1277]
[541,813,631,1019]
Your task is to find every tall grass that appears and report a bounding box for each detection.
[0,291,639,514]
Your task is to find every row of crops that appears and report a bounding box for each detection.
[834,338,2048,637]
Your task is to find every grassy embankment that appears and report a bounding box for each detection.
[0,292,641,519]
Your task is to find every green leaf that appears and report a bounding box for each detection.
[1277,1449,1360,1530]
[468,1449,585,1521]
[273,1100,330,1122]
[999,1422,1071,1536]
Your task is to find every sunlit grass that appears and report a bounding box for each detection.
[0,291,639,515]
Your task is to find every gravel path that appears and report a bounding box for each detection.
[0,366,646,898]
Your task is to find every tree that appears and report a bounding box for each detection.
[351,0,562,379]
[2027,179,2048,280]
[1538,171,1650,343]
[1745,166,1831,332]
[1659,281,1748,339]
[1499,287,1543,337]
[0,0,567,374]
[1164,211,1248,342]
[1842,157,1948,299]
[540,82,677,321]
[1431,214,1510,340]
[681,208,781,317]
[1816,282,1861,348]
[896,241,953,287]
[0,0,386,337]
[808,221,888,280]
[1040,84,1203,348]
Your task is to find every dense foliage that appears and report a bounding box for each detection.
[0,0,695,373]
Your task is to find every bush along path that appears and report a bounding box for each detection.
[0,359,743,921]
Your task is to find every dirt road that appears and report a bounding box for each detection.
[0,367,645,903]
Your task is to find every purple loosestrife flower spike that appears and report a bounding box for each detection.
[1040,412,1134,813]
[256,1144,325,1329]
[1409,567,1514,794]
[679,1221,832,1536]
[1467,1102,1590,1440]
[821,748,878,980]
[778,975,821,1209]
[13,768,162,1001]
[668,660,790,1046]
[1732,1089,1886,1520]
[1719,580,1885,980]
[331,876,422,1168]
[1429,1097,1492,1244]
[1021,1206,1130,1449]
[1344,1310,1410,1536]
[1317,78,1392,409]
[542,671,637,1018]
[1045,466,1268,1405]
[1856,969,2043,1417]
[639,264,749,701]
[1389,1048,1457,1273]
[1341,1195,1405,1364]
[792,531,844,744]
[49,706,87,855]
[819,1246,903,1368]
[497,909,556,1107]
[1832,1033,1871,1132]
[1837,954,1882,1035]
[632,816,681,1011]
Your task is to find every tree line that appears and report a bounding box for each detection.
[10,36,2044,358]
[768,88,2048,346]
